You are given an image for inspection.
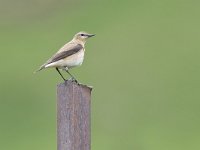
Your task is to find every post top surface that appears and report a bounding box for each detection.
[57,80,93,90]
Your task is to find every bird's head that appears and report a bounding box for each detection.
[73,31,95,44]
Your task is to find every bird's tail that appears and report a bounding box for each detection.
[34,65,45,73]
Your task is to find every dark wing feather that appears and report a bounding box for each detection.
[47,44,83,65]
[35,44,83,72]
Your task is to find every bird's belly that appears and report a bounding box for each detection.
[62,50,84,68]
[44,50,84,69]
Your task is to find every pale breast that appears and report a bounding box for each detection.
[62,49,84,68]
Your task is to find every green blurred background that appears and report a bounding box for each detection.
[0,0,200,149]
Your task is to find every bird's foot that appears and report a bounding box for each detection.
[69,77,79,85]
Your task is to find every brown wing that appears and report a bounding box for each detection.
[35,44,83,72]
[47,44,83,64]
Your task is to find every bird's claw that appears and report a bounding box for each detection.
[69,77,79,84]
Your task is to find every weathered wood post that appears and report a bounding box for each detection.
[57,80,92,150]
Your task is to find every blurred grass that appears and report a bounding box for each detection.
[0,0,200,150]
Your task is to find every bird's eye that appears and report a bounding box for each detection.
[80,34,84,36]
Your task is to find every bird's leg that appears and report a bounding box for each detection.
[65,69,79,83]
[56,68,66,81]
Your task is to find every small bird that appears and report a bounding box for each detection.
[35,31,95,82]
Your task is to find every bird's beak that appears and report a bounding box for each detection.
[87,34,95,38]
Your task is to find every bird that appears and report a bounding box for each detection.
[35,31,95,82]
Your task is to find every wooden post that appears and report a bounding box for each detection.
[57,80,92,150]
